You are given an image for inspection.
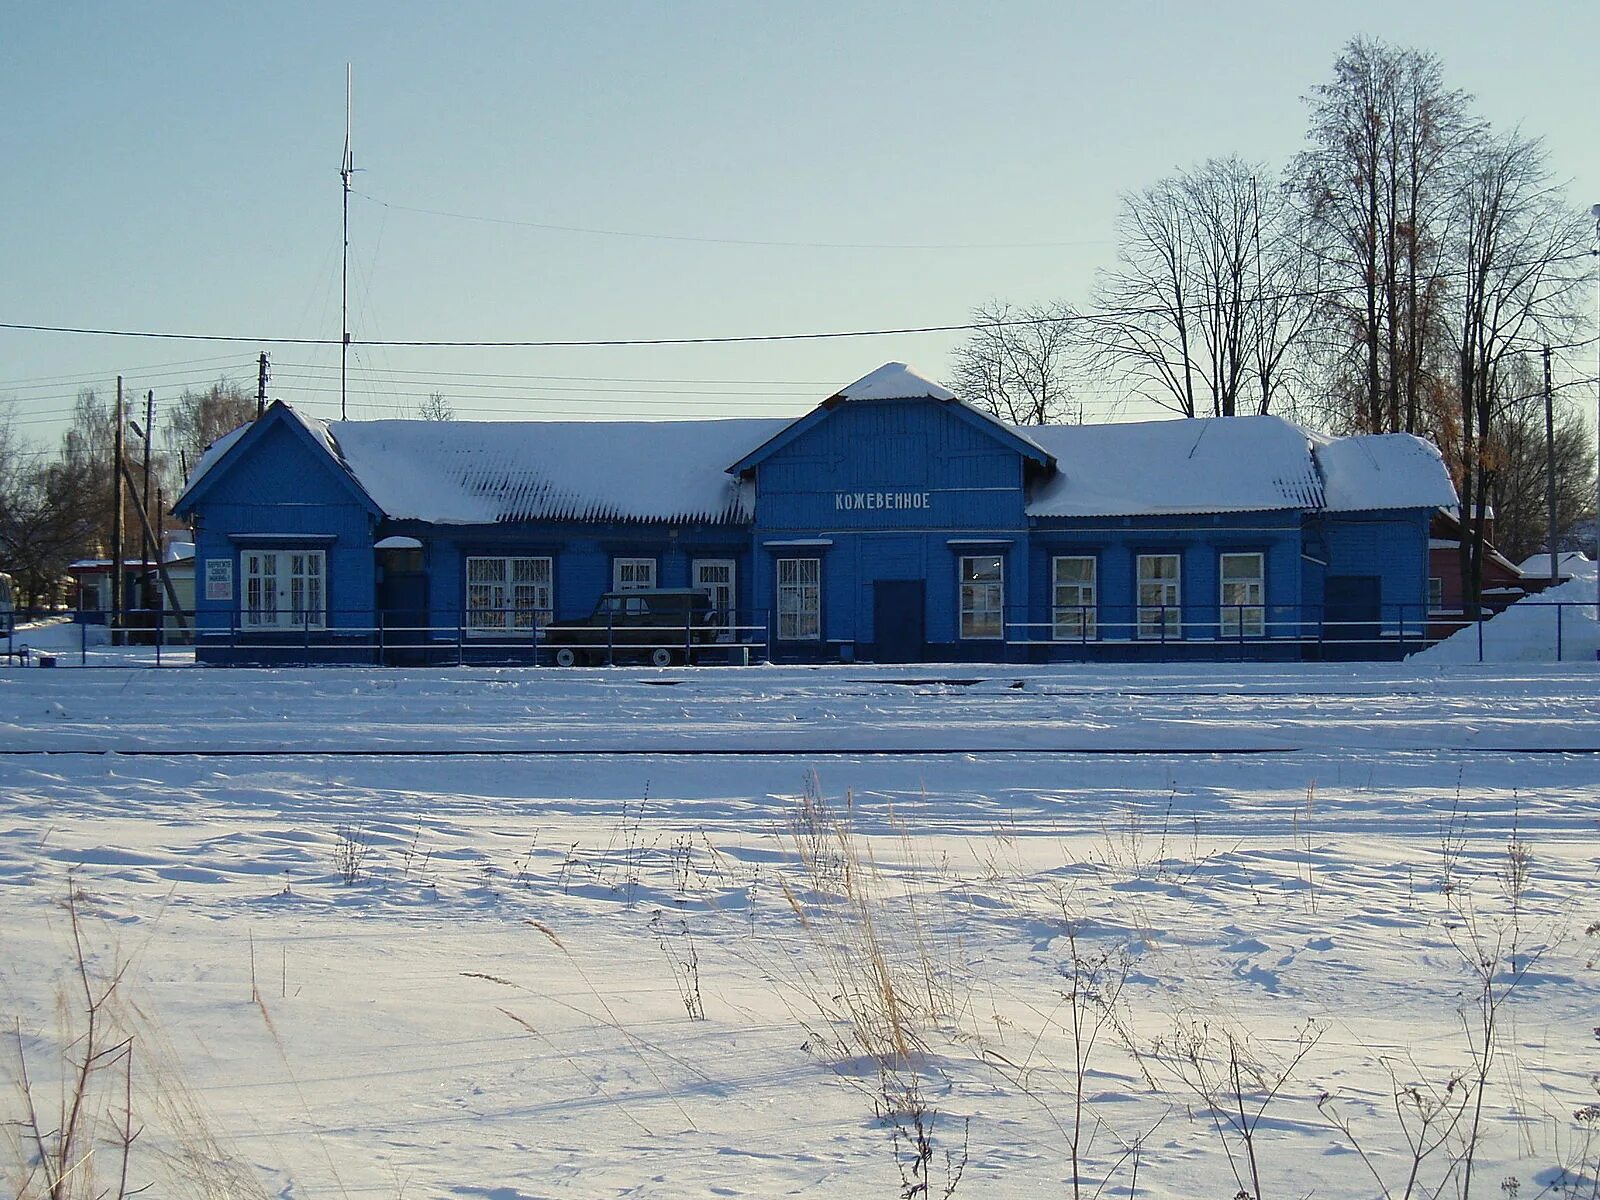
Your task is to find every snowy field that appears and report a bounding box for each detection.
[2,660,1598,1199]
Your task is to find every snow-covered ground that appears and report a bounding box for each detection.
[2,662,1598,1199]
[1416,565,1600,664]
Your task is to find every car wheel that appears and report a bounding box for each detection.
[650,647,674,668]
[553,646,578,667]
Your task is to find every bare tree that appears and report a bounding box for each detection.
[1295,37,1476,436]
[1091,158,1312,418]
[1481,378,1597,562]
[417,391,455,421]
[160,380,254,495]
[0,462,89,611]
[948,301,1079,425]
[1449,129,1589,615]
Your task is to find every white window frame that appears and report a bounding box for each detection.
[1428,576,1445,612]
[959,554,1004,640]
[1136,553,1181,640]
[1219,552,1265,638]
[776,557,820,641]
[466,556,553,636]
[692,558,736,641]
[241,549,326,631]
[1051,555,1098,641]
[613,558,656,591]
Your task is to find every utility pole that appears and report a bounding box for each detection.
[141,389,155,609]
[111,376,125,642]
[341,63,353,421]
[257,352,270,418]
[1542,346,1559,587]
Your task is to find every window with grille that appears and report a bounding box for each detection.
[959,555,1004,640]
[776,558,820,641]
[613,558,656,591]
[1137,554,1181,639]
[1219,553,1265,637]
[1052,556,1097,640]
[242,549,325,630]
[466,556,552,635]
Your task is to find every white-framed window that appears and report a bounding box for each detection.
[242,549,325,630]
[466,556,552,635]
[959,555,1004,640]
[1137,553,1181,639]
[1428,576,1445,612]
[1219,552,1265,638]
[776,558,820,641]
[693,558,736,641]
[613,558,656,591]
[1052,555,1097,640]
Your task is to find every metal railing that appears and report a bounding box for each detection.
[14,599,1595,666]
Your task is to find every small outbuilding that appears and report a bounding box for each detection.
[175,363,1458,665]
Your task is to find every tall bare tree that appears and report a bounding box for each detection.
[1091,158,1312,418]
[1449,130,1589,613]
[948,301,1079,425]
[1483,388,1596,563]
[1295,37,1476,436]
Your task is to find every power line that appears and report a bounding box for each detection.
[6,260,1592,348]
[0,315,1053,348]
[273,362,845,387]
[0,355,254,392]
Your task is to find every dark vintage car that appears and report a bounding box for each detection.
[541,588,721,666]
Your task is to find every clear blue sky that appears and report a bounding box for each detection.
[2,1,1596,449]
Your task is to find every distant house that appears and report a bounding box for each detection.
[174,363,1458,665]
[1517,550,1594,585]
[69,539,194,642]
[68,559,150,624]
[1426,509,1529,639]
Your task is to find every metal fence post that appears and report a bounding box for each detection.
[1556,603,1564,661]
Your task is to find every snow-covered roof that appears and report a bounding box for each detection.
[1517,550,1594,578]
[330,417,789,525]
[1309,432,1458,512]
[1022,415,1325,517]
[830,362,954,402]
[175,366,1460,526]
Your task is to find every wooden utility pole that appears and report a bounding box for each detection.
[257,352,269,418]
[141,390,155,593]
[111,376,125,641]
[1543,345,1559,585]
[116,456,189,636]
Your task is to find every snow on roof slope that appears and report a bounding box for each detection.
[832,362,955,402]
[1310,432,1458,512]
[1021,414,1324,517]
[329,417,790,525]
[176,421,251,502]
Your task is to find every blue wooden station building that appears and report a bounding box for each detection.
[175,363,1458,665]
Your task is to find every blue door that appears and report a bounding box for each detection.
[872,580,925,663]
[378,570,430,664]
[1324,575,1380,645]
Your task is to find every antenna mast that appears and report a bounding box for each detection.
[340,63,353,421]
